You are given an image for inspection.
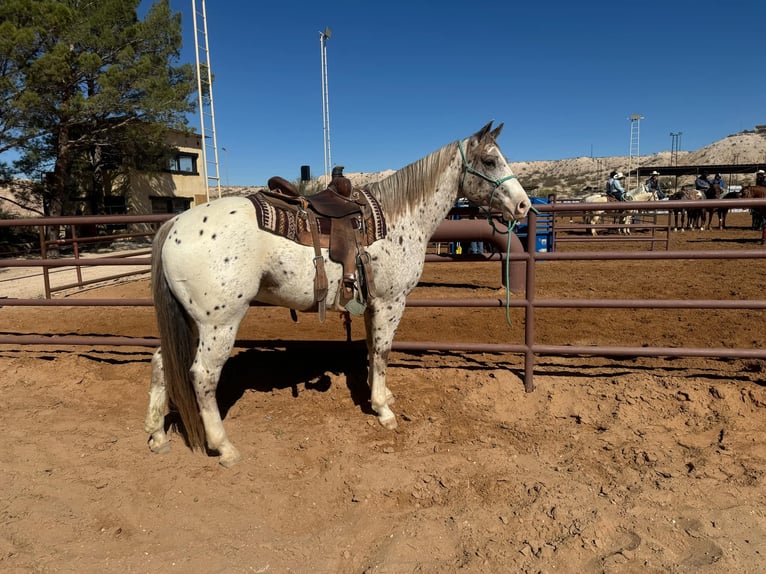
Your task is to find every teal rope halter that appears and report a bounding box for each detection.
[457,138,539,327]
[457,138,538,234]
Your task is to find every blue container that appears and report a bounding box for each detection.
[515,197,553,253]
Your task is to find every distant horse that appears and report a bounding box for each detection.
[669,189,703,231]
[715,189,743,230]
[695,183,724,230]
[627,189,659,202]
[741,185,766,243]
[581,194,633,236]
[145,122,531,466]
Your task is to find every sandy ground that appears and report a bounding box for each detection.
[1,211,766,573]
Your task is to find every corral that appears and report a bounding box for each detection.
[1,209,765,573]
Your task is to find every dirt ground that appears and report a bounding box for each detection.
[1,211,766,573]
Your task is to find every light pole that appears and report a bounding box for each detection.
[670,132,682,166]
[221,147,229,187]
[629,114,644,191]
[320,27,332,182]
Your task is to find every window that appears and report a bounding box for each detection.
[104,196,128,231]
[150,196,192,214]
[104,196,127,215]
[167,153,198,174]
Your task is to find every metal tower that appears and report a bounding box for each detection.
[670,132,682,166]
[629,114,644,191]
[320,27,332,183]
[192,0,221,202]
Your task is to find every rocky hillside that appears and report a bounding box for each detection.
[510,129,766,198]
[221,128,766,200]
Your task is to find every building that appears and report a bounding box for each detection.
[116,129,207,216]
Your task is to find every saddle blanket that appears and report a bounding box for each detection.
[248,188,387,248]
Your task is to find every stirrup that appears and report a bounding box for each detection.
[343,280,367,316]
[345,297,366,316]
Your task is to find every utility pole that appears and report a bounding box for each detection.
[670,132,682,166]
[320,27,332,183]
[669,131,683,192]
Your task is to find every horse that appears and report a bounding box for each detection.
[696,182,724,230]
[144,121,531,467]
[627,188,661,202]
[741,185,766,243]
[715,189,743,230]
[581,193,633,236]
[669,189,703,231]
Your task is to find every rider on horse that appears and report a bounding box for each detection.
[645,171,666,199]
[606,171,627,201]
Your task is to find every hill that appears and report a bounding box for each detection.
[221,128,766,200]
[509,128,766,198]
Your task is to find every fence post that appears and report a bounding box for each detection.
[71,224,83,289]
[523,210,537,393]
[38,226,52,299]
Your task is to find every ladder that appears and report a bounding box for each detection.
[629,114,643,191]
[192,0,221,202]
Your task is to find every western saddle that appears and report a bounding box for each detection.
[249,166,386,321]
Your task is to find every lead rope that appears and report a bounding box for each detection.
[457,139,537,328]
[503,220,519,327]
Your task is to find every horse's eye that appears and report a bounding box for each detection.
[482,158,496,169]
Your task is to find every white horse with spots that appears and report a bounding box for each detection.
[582,194,632,236]
[144,122,531,467]
[581,188,661,236]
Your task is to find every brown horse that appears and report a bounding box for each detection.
[715,189,743,230]
[741,185,766,243]
[669,189,703,231]
[697,182,725,230]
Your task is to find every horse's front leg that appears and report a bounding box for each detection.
[144,348,172,454]
[587,214,599,236]
[364,301,405,430]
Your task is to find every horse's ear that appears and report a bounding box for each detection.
[490,123,504,140]
[474,121,494,141]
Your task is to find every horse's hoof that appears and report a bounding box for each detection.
[378,414,398,430]
[218,450,242,468]
[148,438,171,455]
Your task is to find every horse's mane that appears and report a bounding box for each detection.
[365,141,459,220]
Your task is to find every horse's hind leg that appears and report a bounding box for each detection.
[144,348,172,454]
[191,323,242,467]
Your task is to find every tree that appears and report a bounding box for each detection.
[0,0,195,217]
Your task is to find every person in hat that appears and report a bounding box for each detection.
[606,170,627,201]
[756,169,766,187]
[644,170,666,199]
[695,171,711,194]
[711,173,725,195]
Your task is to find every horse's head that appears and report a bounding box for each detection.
[458,121,530,221]
[706,184,721,199]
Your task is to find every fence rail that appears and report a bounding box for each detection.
[2,197,766,392]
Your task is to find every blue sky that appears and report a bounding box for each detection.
[123,1,766,185]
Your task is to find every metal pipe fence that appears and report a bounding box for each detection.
[2,198,766,393]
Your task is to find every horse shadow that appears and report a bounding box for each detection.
[215,341,372,419]
[691,236,763,245]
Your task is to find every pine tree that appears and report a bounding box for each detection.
[0,0,195,217]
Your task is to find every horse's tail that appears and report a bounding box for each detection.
[151,220,207,450]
